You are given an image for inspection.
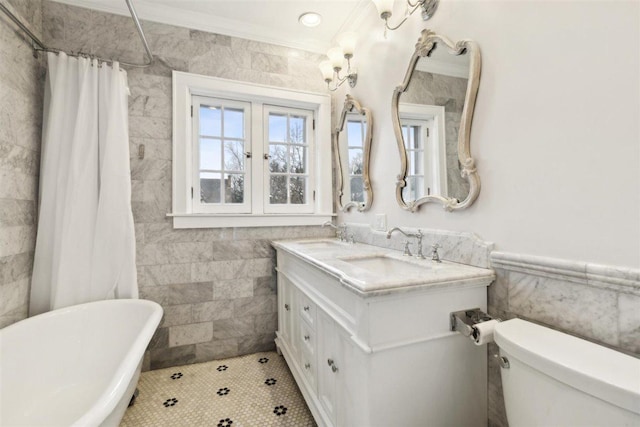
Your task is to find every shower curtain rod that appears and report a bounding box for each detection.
[0,0,153,68]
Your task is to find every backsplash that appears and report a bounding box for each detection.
[346,222,494,268]
[0,0,45,328]
[487,251,640,427]
[41,0,332,370]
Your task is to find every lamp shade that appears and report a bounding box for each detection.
[319,61,334,81]
[372,0,394,17]
[337,32,358,56]
[327,47,345,69]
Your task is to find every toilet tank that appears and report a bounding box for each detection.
[494,319,640,427]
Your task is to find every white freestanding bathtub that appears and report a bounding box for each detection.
[0,299,163,426]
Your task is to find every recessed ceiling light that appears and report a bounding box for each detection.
[299,12,322,27]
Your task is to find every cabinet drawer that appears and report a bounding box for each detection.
[298,292,316,326]
[300,321,316,356]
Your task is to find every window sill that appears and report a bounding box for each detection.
[168,213,335,229]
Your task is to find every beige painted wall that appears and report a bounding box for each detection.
[338,0,640,269]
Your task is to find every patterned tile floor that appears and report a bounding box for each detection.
[121,351,316,427]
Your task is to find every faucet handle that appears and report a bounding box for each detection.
[414,230,425,259]
[402,240,413,257]
[431,243,441,263]
[338,224,347,242]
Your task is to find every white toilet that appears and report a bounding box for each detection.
[493,318,640,426]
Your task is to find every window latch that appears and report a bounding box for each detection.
[244,152,252,158]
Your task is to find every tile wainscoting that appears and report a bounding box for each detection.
[0,0,45,328]
[487,251,640,427]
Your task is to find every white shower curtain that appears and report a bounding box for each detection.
[30,52,137,316]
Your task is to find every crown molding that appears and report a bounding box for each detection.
[50,0,371,54]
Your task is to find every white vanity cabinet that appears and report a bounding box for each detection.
[274,242,495,427]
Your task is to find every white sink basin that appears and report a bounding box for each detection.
[340,254,433,276]
[295,239,347,249]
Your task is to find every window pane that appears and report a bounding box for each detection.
[290,145,306,174]
[347,120,362,147]
[402,182,409,201]
[348,148,362,175]
[289,116,306,143]
[224,174,244,203]
[403,176,423,201]
[290,177,306,204]
[269,144,288,173]
[200,138,222,170]
[411,150,424,174]
[224,141,245,171]
[410,127,422,149]
[200,106,221,137]
[269,113,287,142]
[200,172,221,203]
[224,108,244,138]
[350,176,364,202]
[270,175,287,204]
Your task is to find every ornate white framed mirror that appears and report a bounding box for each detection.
[334,94,373,212]
[392,29,481,212]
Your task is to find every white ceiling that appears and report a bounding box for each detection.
[52,0,373,53]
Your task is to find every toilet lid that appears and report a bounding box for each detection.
[494,318,640,415]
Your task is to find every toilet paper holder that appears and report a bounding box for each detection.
[450,308,497,339]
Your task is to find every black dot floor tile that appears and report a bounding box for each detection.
[121,351,316,426]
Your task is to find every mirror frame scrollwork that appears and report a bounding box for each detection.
[392,29,482,212]
[334,94,373,212]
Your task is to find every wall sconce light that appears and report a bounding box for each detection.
[319,32,358,92]
[372,0,438,35]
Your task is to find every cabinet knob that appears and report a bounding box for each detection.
[327,359,338,373]
[284,303,290,311]
[304,363,311,370]
[304,335,310,341]
[303,306,310,311]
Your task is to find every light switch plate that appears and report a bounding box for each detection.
[374,214,387,231]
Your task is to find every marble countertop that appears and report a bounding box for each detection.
[272,238,496,297]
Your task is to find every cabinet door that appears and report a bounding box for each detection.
[277,276,300,360]
[316,309,342,426]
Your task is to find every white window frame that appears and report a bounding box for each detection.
[399,103,448,197]
[263,105,315,214]
[171,71,333,229]
[192,96,252,214]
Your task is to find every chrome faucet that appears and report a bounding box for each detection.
[322,221,347,242]
[386,227,425,259]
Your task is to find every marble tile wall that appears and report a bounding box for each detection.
[41,0,332,369]
[487,251,640,427]
[0,0,45,328]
